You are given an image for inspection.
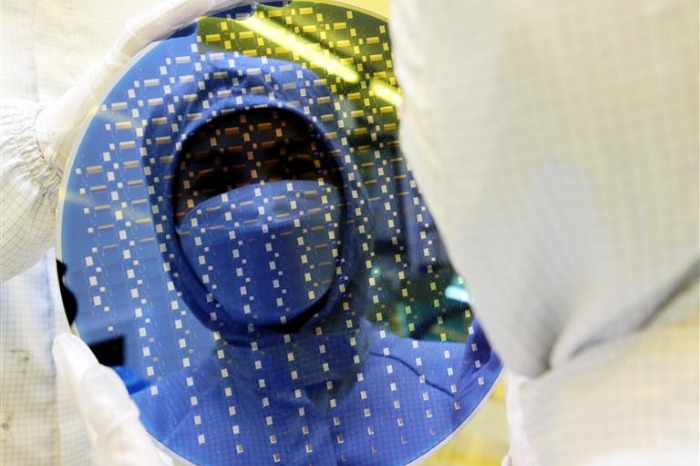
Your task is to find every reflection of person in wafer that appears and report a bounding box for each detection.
[128,56,498,466]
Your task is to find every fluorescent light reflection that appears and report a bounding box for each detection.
[445,284,471,304]
[241,16,360,83]
[369,79,402,106]
[231,14,403,106]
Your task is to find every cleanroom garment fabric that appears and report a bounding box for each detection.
[57,8,501,465]
[1,1,172,463]
[391,0,699,465]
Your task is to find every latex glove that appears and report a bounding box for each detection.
[35,0,286,173]
[52,333,172,466]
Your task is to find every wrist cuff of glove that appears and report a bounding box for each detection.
[34,109,70,176]
[39,142,69,176]
[1,100,63,192]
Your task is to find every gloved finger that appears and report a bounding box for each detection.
[52,333,103,447]
[52,332,100,408]
[81,365,171,466]
[80,364,138,439]
[53,334,171,466]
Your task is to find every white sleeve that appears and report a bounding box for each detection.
[391,0,698,464]
[0,99,62,282]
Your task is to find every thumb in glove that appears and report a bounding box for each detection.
[52,333,172,466]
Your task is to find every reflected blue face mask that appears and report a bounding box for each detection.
[177,180,341,328]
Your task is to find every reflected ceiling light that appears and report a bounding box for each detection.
[369,78,402,106]
[240,15,360,83]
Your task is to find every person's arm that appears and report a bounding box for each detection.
[0,100,61,281]
[0,0,283,282]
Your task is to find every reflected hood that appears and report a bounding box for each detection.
[140,54,373,342]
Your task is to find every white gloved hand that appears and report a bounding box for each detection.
[52,333,172,466]
[35,0,276,173]
[1,1,291,282]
